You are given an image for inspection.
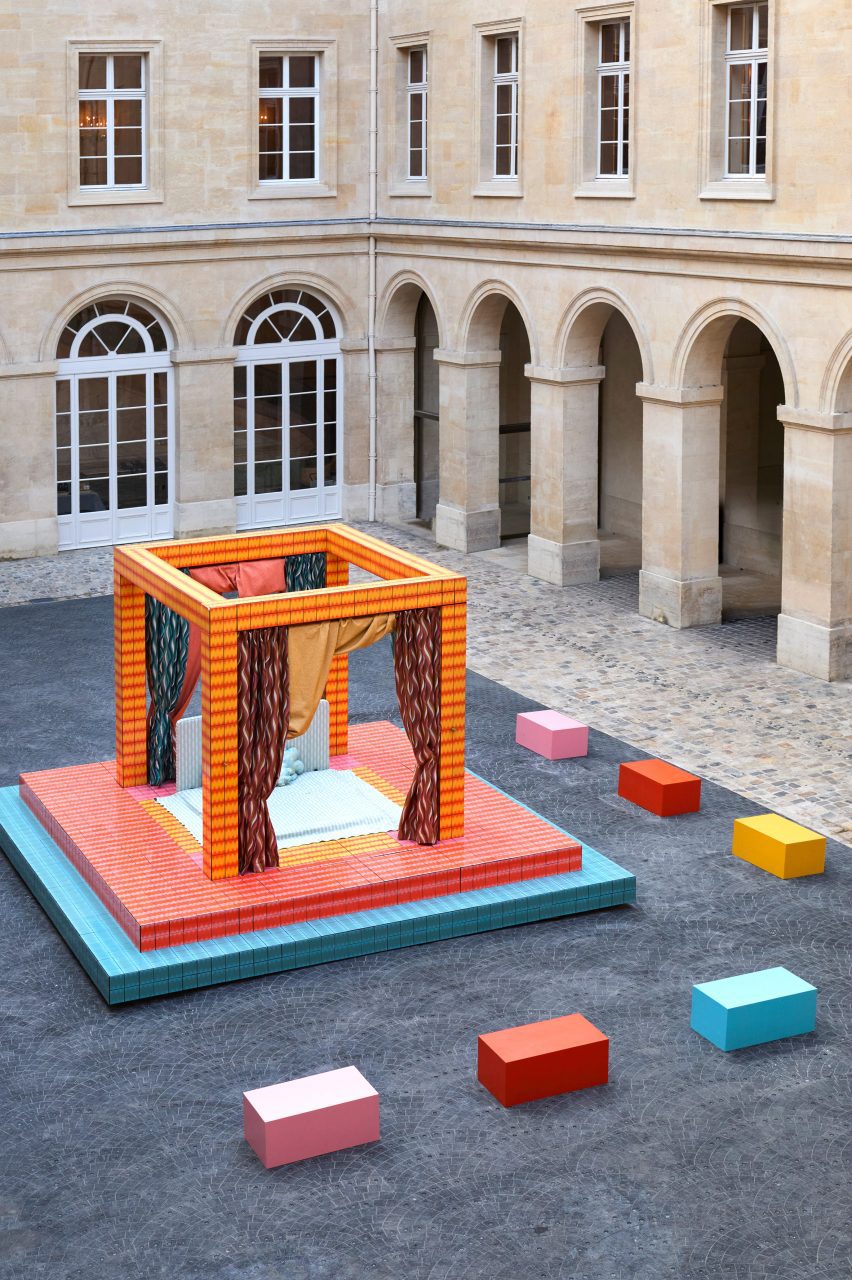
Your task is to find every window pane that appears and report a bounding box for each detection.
[114,99,142,128]
[324,455,337,486]
[114,128,142,157]
[259,125,284,154]
[114,156,143,185]
[234,431,247,464]
[289,124,315,153]
[79,154,108,184]
[78,444,109,479]
[756,60,768,97]
[259,56,284,89]
[153,473,168,505]
[289,96,314,125]
[117,407,147,442]
[409,149,423,178]
[79,55,107,90]
[78,378,108,412]
[409,92,423,125]
[255,398,282,431]
[255,364,282,397]
[728,98,751,139]
[79,130,108,158]
[599,142,618,175]
[495,115,512,147]
[288,55,316,88]
[623,20,631,61]
[325,421,337,455]
[729,62,751,101]
[729,6,754,51]
[290,425,317,458]
[290,459,317,490]
[56,448,72,483]
[290,361,317,394]
[495,146,513,176]
[600,108,618,143]
[289,152,316,180]
[259,153,283,182]
[757,3,768,47]
[56,380,70,416]
[600,23,620,64]
[255,428,282,461]
[728,137,750,173]
[79,478,110,511]
[154,405,168,439]
[113,55,143,89]
[255,461,282,494]
[234,463,248,497]
[154,371,167,404]
[496,83,514,114]
[755,137,766,173]
[117,475,147,510]
[117,439,147,473]
[600,74,619,110]
[495,36,515,75]
[409,48,425,83]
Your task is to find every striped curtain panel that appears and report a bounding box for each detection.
[285,551,326,592]
[237,626,290,874]
[145,596,190,785]
[393,607,442,845]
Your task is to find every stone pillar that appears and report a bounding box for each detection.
[375,336,417,523]
[637,383,724,628]
[433,348,502,552]
[0,363,59,558]
[340,338,370,521]
[171,348,238,538]
[526,363,604,586]
[776,407,852,681]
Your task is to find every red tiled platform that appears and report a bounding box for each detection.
[20,722,581,952]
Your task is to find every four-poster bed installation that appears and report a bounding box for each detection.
[113,523,467,880]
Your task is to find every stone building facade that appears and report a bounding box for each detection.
[1,0,850,680]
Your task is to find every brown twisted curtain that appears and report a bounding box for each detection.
[393,607,442,845]
[237,626,289,874]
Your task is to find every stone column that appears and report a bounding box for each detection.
[777,407,852,681]
[433,348,502,553]
[171,348,238,538]
[526,363,604,586]
[638,382,724,628]
[375,336,417,523]
[0,362,59,558]
[340,337,370,521]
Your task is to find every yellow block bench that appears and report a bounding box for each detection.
[732,814,826,880]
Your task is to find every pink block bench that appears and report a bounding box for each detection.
[516,710,589,760]
[243,1066,380,1168]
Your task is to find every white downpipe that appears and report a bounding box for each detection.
[367,0,379,521]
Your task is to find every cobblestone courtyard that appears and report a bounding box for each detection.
[1,522,848,845]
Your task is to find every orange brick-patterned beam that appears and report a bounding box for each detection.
[438,581,467,841]
[114,565,149,788]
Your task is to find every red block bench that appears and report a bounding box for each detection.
[618,758,701,816]
[477,1012,609,1107]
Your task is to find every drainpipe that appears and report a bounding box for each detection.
[367,0,379,521]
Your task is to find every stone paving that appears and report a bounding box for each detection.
[0,525,849,845]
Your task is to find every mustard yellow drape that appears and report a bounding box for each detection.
[287,614,396,737]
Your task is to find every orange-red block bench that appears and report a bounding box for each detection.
[477,1013,609,1107]
[618,758,701,817]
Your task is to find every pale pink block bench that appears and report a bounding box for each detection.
[516,710,589,760]
[243,1066,380,1168]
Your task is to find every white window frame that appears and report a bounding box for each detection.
[77,53,147,190]
[258,52,320,185]
[492,34,519,179]
[698,0,775,201]
[724,2,768,178]
[66,40,163,207]
[407,47,428,181]
[573,3,636,199]
[248,39,337,200]
[596,19,630,179]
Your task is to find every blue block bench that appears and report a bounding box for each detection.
[690,966,817,1051]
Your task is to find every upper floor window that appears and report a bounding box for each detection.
[407,47,428,180]
[493,35,519,178]
[258,54,319,182]
[598,20,630,178]
[78,53,146,188]
[725,3,768,176]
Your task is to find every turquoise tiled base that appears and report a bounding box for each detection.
[690,966,818,1051]
[0,785,636,1006]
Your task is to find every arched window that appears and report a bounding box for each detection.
[56,298,172,550]
[233,288,341,528]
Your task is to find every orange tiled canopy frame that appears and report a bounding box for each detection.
[114,523,467,881]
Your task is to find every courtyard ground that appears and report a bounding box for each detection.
[0,553,849,1279]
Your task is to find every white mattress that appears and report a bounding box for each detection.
[157,768,402,851]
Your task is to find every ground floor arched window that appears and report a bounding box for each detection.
[55,298,173,549]
[233,288,342,528]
